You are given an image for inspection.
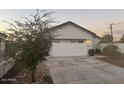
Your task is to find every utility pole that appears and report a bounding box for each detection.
[110,23,114,43]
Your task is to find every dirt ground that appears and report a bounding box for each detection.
[0,61,53,84]
[99,55,124,68]
[12,62,53,84]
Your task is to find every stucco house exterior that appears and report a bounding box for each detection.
[0,33,6,56]
[50,21,100,57]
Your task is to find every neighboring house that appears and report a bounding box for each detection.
[50,21,100,57]
[0,33,6,56]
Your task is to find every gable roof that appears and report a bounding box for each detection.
[50,21,100,38]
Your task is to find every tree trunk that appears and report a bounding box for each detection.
[31,67,36,82]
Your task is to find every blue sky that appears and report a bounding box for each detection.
[0,9,124,40]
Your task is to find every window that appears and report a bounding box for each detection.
[53,40,60,43]
[77,40,84,43]
[70,40,77,43]
[61,40,69,43]
[53,39,85,43]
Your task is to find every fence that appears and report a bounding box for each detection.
[0,58,15,78]
[99,43,124,53]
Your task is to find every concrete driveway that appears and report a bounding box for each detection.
[45,56,124,84]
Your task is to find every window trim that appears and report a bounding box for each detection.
[52,39,86,43]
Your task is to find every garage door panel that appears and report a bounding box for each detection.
[50,43,87,56]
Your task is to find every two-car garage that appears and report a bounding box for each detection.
[50,39,89,57]
[50,43,87,57]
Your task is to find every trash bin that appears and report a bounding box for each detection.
[88,49,95,56]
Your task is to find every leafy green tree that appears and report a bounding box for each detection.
[100,34,113,43]
[6,10,54,82]
[120,34,124,43]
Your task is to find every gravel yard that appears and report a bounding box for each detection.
[11,61,53,84]
[0,59,53,84]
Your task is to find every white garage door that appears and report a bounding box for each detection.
[50,43,87,57]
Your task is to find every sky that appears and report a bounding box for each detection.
[0,9,124,41]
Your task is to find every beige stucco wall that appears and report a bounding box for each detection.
[53,24,100,49]
[53,24,92,39]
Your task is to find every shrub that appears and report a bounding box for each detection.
[103,44,121,57]
[5,40,17,57]
[88,49,95,56]
[5,10,54,82]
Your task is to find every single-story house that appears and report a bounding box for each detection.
[0,32,6,56]
[50,21,100,57]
